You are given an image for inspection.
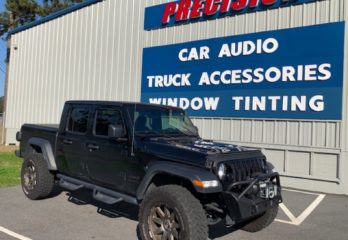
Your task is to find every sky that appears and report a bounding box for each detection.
[0,0,45,97]
[0,1,7,97]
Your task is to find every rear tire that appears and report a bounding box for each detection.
[138,185,208,240]
[21,150,55,200]
[240,205,278,232]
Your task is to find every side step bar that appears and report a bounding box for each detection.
[59,179,83,191]
[57,174,138,205]
[93,190,123,205]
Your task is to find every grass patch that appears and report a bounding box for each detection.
[0,152,22,187]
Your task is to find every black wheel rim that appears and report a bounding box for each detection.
[148,204,181,240]
[23,160,37,192]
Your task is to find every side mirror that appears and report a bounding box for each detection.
[108,124,126,139]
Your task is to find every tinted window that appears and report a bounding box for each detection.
[133,106,197,136]
[67,108,89,133]
[94,109,123,136]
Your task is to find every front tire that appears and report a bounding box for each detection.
[240,205,278,232]
[139,185,208,240]
[21,151,55,200]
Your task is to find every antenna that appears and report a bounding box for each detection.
[131,103,136,157]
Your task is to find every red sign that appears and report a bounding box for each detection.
[161,0,314,25]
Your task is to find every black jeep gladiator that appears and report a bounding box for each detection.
[16,101,282,240]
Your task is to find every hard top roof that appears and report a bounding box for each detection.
[65,100,182,110]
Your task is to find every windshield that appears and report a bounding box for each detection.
[132,105,198,137]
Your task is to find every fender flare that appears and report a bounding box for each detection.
[136,161,222,200]
[27,137,57,170]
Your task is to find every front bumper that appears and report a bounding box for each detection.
[222,172,282,221]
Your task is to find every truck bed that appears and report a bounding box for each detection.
[23,124,59,132]
[20,124,59,155]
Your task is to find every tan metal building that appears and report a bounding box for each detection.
[4,0,348,195]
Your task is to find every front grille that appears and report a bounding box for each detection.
[224,158,266,184]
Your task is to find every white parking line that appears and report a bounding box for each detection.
[275,189,326,226]
[0,226,32,240]
[281,188,324,195]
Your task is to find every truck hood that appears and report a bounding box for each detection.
[137,137,264,169]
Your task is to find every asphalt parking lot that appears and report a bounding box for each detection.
[0,186,347,240]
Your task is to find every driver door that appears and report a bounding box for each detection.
[86,107,129,192]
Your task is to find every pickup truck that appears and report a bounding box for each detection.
[16,101,282,240]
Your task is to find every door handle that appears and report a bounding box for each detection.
[62,139,73,145]
[87,143,99,151]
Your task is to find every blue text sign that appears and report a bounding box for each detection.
[141,22,344,120]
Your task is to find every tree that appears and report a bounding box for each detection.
[39,0,83,17]
[6,0,39,24]
[0,12,11,37]
[0,0,85,37]
[0,0,39,36]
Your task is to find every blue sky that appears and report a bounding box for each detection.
[0,0,7,97]
[0,0,44,97]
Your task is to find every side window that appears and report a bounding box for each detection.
[94,109,124,137]
[67,108,90,134]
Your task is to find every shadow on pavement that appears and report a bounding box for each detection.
[63,188,139,221]
[57,186,241,239]
[209,219,239,239]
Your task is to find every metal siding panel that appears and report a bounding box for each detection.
[255,10,267,33]
[5,35,16,129]
[241,120,252,142]
[203,118,212,139]
[290,5,304,27]
[31,26,39,121]
[267,8,279,30]
[302,3,316,26]
[69,12,78,100]
[314,122,326,147]
[253,120,263,143]
[11,33,22,127]
[232,119,242,141]
[80,8,89,100]
[56,16,65,112]
[327,122,335,148]
[317,0,330,23]
[221,119,231,141]
[211,119,219,140]
[278,6,291,29]
[301,122,312,146]
[15,31,24,126]
[85,5,95,99]
[288,122,299,146]
[90,3,100,100]
[264,121,275,144]
[117,0,126,99]
[313,153,338,178]
[39,24,47,122]
[288,151,311,175]
[264,149,285,172]
[275,121,287,145]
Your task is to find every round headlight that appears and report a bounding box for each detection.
[217,164,226,180]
